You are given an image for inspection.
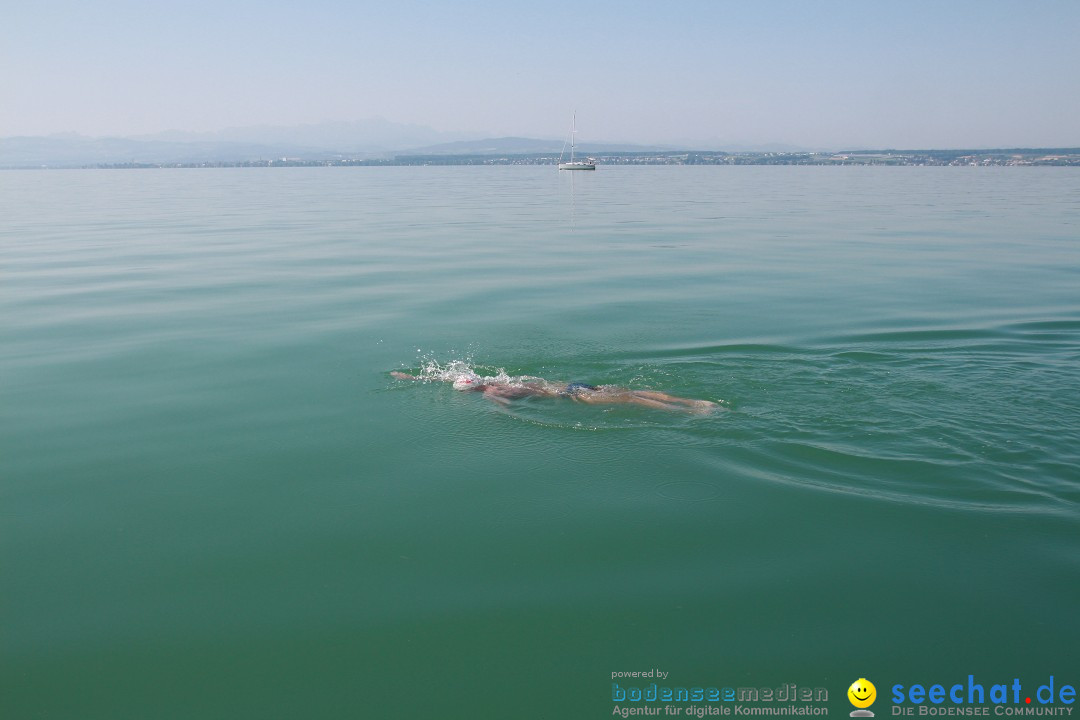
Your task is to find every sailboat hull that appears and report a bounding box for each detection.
[558,162,596,170]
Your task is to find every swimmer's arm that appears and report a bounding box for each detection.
[483,385,549,401]
[391,371,420,380]
[482,389,513,407]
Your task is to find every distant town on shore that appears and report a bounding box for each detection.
[3,128,1077,169]
[73,148,1080,169]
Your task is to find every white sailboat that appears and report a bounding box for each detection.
[558,113,596,170]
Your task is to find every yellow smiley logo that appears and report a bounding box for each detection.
[848,678,877,709]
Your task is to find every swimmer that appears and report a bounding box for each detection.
[390,370,719,413]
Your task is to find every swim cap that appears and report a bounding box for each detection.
[452,373,481,391]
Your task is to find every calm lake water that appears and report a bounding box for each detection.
[2,167,1078,718]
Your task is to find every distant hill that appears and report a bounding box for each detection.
[403,136,677,156]
[405,137,563,155]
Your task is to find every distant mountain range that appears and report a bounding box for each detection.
[0,120,684,167]
[129,118,484,153]
[0,135,313,167]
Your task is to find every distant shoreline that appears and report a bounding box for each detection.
[4,148,1079,169]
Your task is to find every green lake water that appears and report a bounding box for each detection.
[2,167,1078,718]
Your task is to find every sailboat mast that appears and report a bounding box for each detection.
[570,112,576,163]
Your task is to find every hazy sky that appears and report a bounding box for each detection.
[2,0,1078,148]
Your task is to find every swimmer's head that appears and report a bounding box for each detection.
[452,373,482,391]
